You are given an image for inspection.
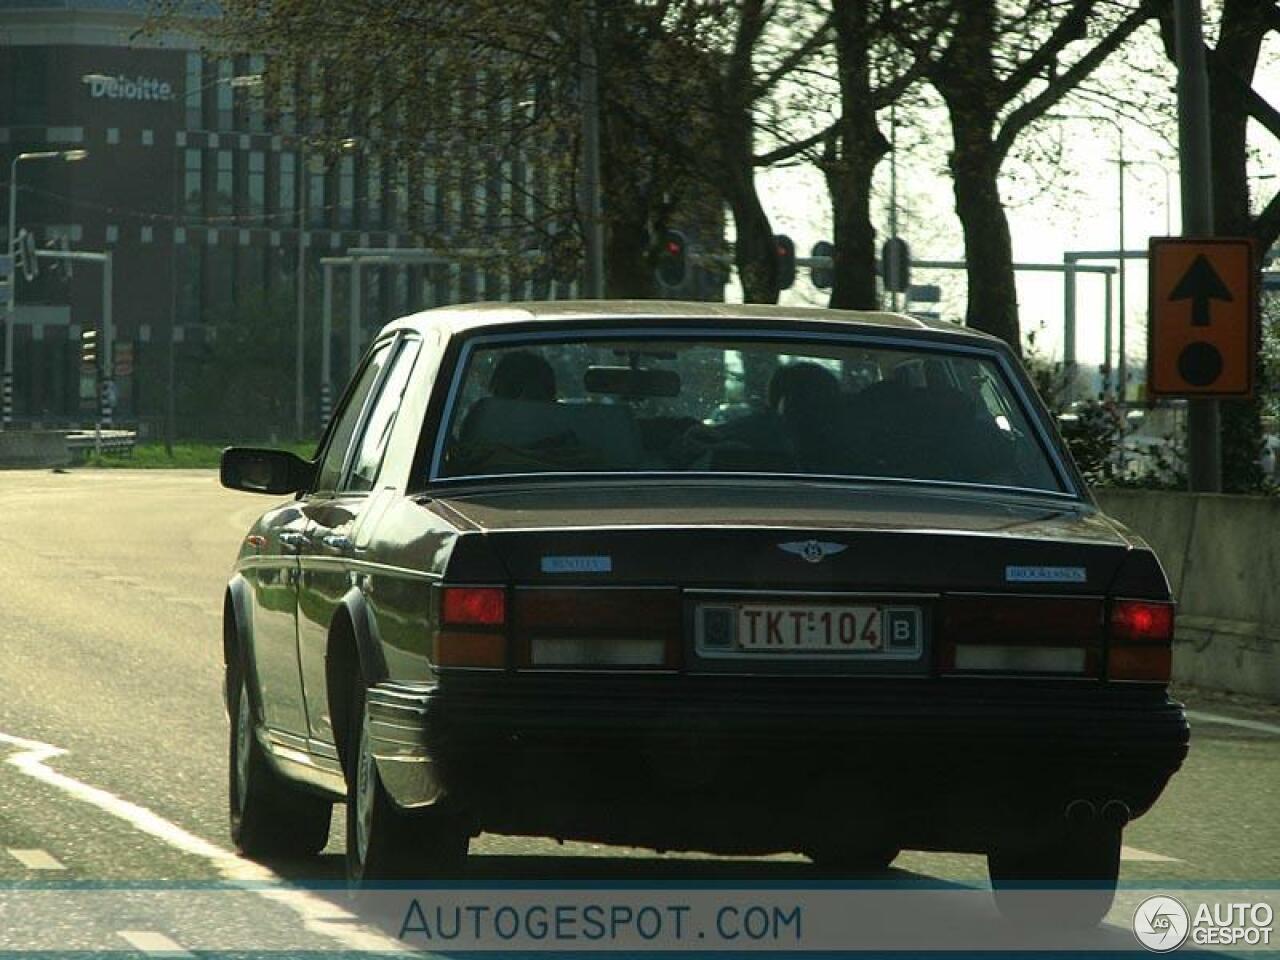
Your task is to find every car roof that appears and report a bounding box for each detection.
[379,299,1004,347]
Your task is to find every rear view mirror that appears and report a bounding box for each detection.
[220,447,314,495]
[584,365,681,398]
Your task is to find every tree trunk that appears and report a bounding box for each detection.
[1210,0,1268,492]
[719,111,779,304]
[825,0,888,311]
[949,117,1020,352]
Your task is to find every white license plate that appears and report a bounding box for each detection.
[698,603,922,658]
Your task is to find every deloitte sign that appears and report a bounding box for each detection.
[86,75,175,103]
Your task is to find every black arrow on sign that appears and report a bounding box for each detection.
[1169,254,1232,326]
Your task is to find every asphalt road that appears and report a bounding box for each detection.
[0,469,1275,954]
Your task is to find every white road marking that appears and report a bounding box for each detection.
[116,930,194,957]
[7,848,66,870]
[1121,845,1181,863]
[0,730,404,954]
[1186,709,1280,737]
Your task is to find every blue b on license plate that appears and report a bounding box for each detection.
[697,603,922,658]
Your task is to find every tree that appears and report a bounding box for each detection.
[817,0,937,309]
[892,0,1154,352]
[627,0,832,303]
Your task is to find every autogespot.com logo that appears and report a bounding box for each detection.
[1133,896,1191,952]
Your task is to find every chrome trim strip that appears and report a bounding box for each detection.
[298,555,441,580]
[267,730,309,753]
[309,740,340,762]
[428,325,1079,497]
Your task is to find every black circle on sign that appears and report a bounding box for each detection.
[1178,341,1223,387]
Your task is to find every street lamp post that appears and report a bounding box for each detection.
[295,137,356,440]
[6,149,88,428]
[1051,113,1129,396]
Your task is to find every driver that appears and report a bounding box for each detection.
[675,362,839,468]
[489,350,557,402]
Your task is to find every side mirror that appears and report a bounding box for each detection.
[220,447,314,495]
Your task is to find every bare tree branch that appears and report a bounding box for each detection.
[995,1,1153,158]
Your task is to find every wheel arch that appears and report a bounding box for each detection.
[223,575,258,717]
[326,589,387,771]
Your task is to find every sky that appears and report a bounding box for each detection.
[731,16,1280,384]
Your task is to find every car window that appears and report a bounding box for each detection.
[435,333,1065,494]
[313,340,393,493]
[345,338,422,493]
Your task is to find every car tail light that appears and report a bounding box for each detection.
[435,586,507,669]
[442,587,506,626]
[513,588,681,669]
[1107,599,1174,683]
[940,596,1103,675]
[1109,599,1174,644]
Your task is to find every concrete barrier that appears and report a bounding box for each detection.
[0,431,72,468]
[1096,489,1280,700]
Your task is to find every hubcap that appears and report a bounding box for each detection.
[235,680,251,811]
[355,715,375,865]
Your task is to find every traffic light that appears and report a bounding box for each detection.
[80,329,97,369]
[810,241,834,290]
[655,229,687,289]
[774,234,795,290]
[881,236,910,293]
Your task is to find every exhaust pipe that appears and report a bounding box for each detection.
[1064,799,1097,826]
[1101,800,1131,827]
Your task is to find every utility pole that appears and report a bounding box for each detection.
[888,103,899,312]
[1116,134,1128,399]
[580,0,605,299]
[295,150,309,441]
[1174,0,1220,493]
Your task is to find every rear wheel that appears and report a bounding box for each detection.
[345,680,468,887]
[988,827,1121,929]
[228,668,333,857]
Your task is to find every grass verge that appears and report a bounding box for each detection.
[82,441,317,469]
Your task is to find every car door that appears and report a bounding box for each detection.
[275,338,395,749]
[245,501,312,737]
[297,334,423,746]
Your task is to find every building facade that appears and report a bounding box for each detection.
[0,0,615,437]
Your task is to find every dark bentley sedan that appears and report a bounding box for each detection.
[220,301,1187,921]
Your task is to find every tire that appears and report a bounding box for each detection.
[808,844,901,875]
[228,666,333,857]
[345,680,469,887]
[988,826,1121,929]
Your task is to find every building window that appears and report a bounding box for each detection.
[278,153,296,227]
[308,162,325,228]
[246,54,266,133]
[184,149,203,216]
[248,151,265,218]
[178,244,202,324]
[339,156,355,229]
[392,160,410,231]
[214,150,233,216]
[216,59,234,131]
[204,246,235,318]
[366,155,383,230]
[185,52,203,129]
[11,48,49,126]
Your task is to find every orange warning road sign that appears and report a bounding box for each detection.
[1148,237,1257,398]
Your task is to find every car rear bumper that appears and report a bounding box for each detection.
[367,676,1189,855]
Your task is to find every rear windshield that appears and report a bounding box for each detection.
[434,333,1065,494]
